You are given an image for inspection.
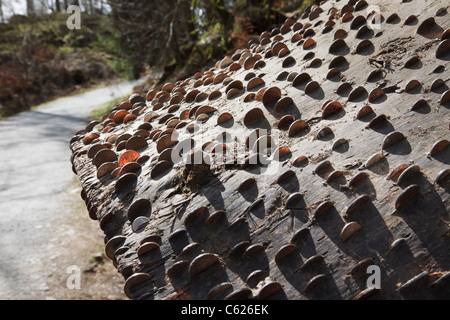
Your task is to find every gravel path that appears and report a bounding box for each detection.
[0,79,143,299]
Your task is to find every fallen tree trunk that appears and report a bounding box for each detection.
[70,0,450,300]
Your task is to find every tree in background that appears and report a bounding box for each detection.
[0,0,4,23]
[2,0,313,80]
[0,0,116,117]
[26,0,35,15]
[107,0,196,79]
[0,0,316,117]
[107,0,312,83]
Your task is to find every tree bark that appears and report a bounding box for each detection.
[70,0,450,301]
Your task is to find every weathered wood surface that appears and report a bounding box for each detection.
[70,0,450,300]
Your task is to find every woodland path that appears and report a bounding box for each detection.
[0,79,143,299]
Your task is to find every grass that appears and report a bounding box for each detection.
[90,95,127,121]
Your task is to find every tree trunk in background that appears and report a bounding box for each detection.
[0,0,4,23]
[39,0,49,14]
[85,0,92,13]
[169,0,195,66]
[26,0,35,16]
[55,0,61,12]
[80,0,87,13]
[89,0,94,15]
[265,0,275,25]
